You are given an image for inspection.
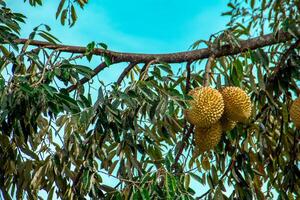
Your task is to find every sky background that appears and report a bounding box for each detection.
[6,0,231,198]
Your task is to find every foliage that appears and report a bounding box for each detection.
[23,0,88,27]
[0,0,299,199]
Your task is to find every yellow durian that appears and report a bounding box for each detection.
[220,86,252,122]
[220,116,237,132]
[290,96,300,129]
[194,122,222,153]
[185,87,224,128]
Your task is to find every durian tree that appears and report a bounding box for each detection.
[0,0,299,199]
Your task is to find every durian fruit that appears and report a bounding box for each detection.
[220,116,236,132]
[290,96,300,129]
[220,86,252,122]
[194,122,222,153]
[185,87,224,128]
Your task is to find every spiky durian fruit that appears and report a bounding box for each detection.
[290,96,300,129]
[220,116,236,132]
[185,87,224,128]
[194,122,222,153]
[220,86,252,122]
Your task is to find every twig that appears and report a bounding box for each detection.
[172,62,193,169]
[98,170,152,186]
[196,159,235,199]
[67,62,108,92]
[272,38,300,75]
[203,54,215,87]
[116,62,137,85]
[173,125,194,168]
[139,59,157,81]
[31,50,56,87]
[266,38,300,96]
[185,62,191,93]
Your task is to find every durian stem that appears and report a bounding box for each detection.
[185,62,191,93]
[203,54,215,86]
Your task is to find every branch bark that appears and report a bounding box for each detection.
[173,125,194,168]
[203,55,215,87]
[116,62,137,85]
[185,62,191,93]
[66,62,107,92]
[13,29,298,64]
[272,38,300,75]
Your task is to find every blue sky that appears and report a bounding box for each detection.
[8,0,228,52]
[7,0,231,198]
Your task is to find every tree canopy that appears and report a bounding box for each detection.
[0,0,299,199]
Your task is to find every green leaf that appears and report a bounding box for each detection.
[20,146,39,160]
[47,187,54,200]
[38,32,57,44]
[140,188,150,200]
[184,174,190,190]
[211,165,218,185]
[82,169,90,190]
[250,0,255,9]
[86,41,95,52]
[0,45,10,57]
[256,66,265,89]
[73,65,94,78]
[41,84,57,97]
[158,63,173,75]
[281,103,289,123]
[60,9,67,25]
[103,54,112,66]
[202,157,210,171]
[70,5,77,26]
[56,0,66,19]
[39,30,61,43]
[98,42,108,50]
[190,173,202,183]
[108,160,118,174]
[20,83,33,94]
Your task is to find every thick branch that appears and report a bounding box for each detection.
[13,29,298,64]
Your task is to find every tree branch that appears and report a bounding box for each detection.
[203,54,215,87]
[139,60,156,81]
[185,62,191,93]
[196,159,235,199]
[14,30,299,92]
[13,29,298,64]
[266,38,300,96]
[66,62,107,92]
[116,62,137,85]
[272,38,300,75]
[173,125,194,168]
